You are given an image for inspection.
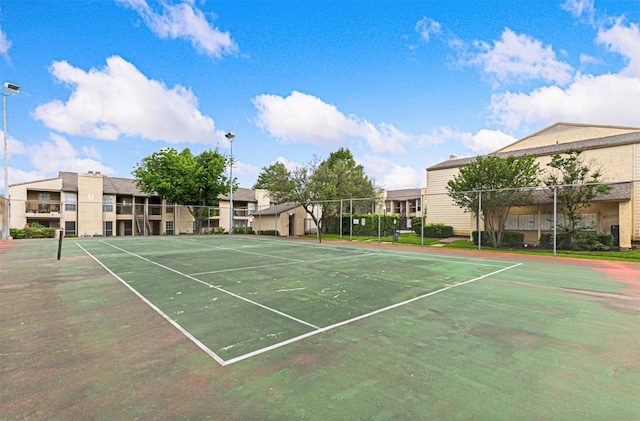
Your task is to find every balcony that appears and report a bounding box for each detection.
[25,201,61,216]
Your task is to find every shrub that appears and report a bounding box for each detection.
[324,214,398,237]
[501,231,524,248]
[471,231,493,247]
[422,224,453,238]
[233,226,254,234]
[10,227,57,239]
[411,217,422,235]
[539,232,614,251]
[257,230,279,236]
[472,231,523,248]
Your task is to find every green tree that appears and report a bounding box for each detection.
[544,149,611,242]
[446,155,541,247]
[258,148,378,242]
[133,148,232,233]
[253,162,293,192]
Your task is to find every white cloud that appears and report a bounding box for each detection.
[33,56,222,144]
[233,160,259,178]
[463,129,517,152]
[489,17,640,131]
[253,91,411,154]
[415,17,441,43]
[561,0,594,17]
[0,26,11,58]
[473,28,573,86]
[274,156,302,172]
[561,0,595,22]
[597,20,640,77]
[27,134,115,175]
[489,73,640,129]
[579,53,601,66]
[116,0,237,58]
[357,155,424,190]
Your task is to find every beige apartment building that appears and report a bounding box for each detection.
[426,123,640,249]
[382,188,425,230]
[9,171,270,237]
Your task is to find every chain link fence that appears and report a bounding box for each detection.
[6,180,639,257]
[425,180,638,255]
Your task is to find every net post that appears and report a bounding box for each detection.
[57,229,63,260]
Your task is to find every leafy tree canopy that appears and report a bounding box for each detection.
[133,148,232,233]
[255,148,378,241]
[544,148,611,238]
[253,162,292,192]
[446,155,540,246]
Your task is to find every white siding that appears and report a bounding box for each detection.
[634,143,640,240]
[426,167,472,235]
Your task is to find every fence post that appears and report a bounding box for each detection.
[421,194,424,247]
[339,199,343,241]
[553,186,557,257]
[349,198,353,242]
[477,191,482,251]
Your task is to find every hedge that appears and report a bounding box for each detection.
[257,230,279,236]
[232,227,254,234]
[420,224,454,238]
[472,231,524,248]
[10,228,57,239]
[539,232,614,251]
[324,214,399,236]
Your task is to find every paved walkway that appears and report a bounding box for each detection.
[431,236,467,247]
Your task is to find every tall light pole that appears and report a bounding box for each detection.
[2,82,20,240]
[225,132,235,234]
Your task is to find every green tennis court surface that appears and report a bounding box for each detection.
[1,236,638,419]
[76,236,520,364]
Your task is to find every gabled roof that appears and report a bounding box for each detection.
[59,171,148,196]
[495,122,640,153]
[252,202,300,216]
[386,188,421,201]
[427,130,640,171]
[530,182,631,204]
[219,187,258,202]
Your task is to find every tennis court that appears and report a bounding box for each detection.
[1,235,638,419]
[76,236,521,365]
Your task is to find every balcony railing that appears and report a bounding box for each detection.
[25,201,61,215]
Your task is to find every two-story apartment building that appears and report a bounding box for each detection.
[9,171,270,237]
[382,188,425,230]
[426,123,640,249]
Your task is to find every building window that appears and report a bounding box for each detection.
[64,193,77,212]
[416,199,422,213]
[104,221,113,236]
[64,221,76,236]
[409,200,417,213]
[385,201,391,213]
[166,203,174,214]
[103,196,114,212]
[166,221,174,235]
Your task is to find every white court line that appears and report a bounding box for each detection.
[183,239,307,263]
[75,242,227,366]
[188,252,377,276]
[188,236,513,268]
[99,240,320,330]
[82,238,522,366]
[223,261,523,365]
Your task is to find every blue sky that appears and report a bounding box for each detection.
[1,0,639,193]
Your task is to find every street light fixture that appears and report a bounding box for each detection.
[3,82,19,240]
[225,132,235,234]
